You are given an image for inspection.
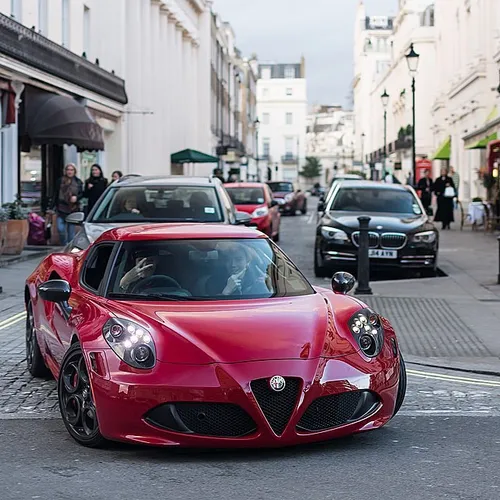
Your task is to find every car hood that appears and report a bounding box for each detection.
[234,204,265,215]
[326,212,428,233]
[107,293,361,364]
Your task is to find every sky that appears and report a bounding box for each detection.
[212,0,398,108]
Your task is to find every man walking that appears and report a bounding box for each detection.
[417,169,433,211]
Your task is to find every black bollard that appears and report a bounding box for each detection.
[355,216,372,295]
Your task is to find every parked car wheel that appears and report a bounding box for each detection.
[314,246,330,278]
[26,301,51,378]
[301,200,307,215]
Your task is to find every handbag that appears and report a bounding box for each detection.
[444,186,455,198]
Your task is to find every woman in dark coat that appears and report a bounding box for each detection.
[84,164,108,214]
[433,167,456,230]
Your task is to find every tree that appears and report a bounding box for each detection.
[300,156,322,178]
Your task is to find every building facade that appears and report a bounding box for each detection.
[256,59,307,184]
[306,105,355,186]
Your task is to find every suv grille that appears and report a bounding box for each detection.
[145,402,257,437]
[296,390,380,432]
[351,231,379,248]
[251,377,301,435]
[380,233,407,249]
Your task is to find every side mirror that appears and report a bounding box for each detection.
[426,207,434,217]
[66,212,85,225]
[317,202,325,213]
[270,199,279,208]
[38,279,72,303]
[331,272,356,295]
[235,211,252,225]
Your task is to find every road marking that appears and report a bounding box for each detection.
[307,211,315,225]
[408,369,500,388]
[0,314,26,331]
[0,311,25,328]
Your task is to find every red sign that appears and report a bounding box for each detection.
[416,159,432,183]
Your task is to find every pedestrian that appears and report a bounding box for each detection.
[433,167,456,230]
[84,164,108,214]
[416,169,433,211]
[51,163,83,245]
[111,170,123,182]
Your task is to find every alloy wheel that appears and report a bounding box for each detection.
[25,305,36,370]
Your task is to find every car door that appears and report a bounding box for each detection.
[50,244,115,367]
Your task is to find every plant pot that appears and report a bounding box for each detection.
[0,221,7,257]
[4,219,29,255]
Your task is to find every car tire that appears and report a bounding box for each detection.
[392,353,407,417]
[26,302,51,378]
[314,246,330,278]
[58,342,106,448]
[301,201,307,215]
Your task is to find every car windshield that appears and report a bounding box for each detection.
[268,182,293,193]
[89,186,223,223]
[107,238,314,301]
[226,187,265,205]
[330,187,422,215]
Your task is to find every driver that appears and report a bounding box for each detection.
[119,254,158,292]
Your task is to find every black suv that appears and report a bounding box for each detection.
[314,180,439,277]
[64,175,251,252]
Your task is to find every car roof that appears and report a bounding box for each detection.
[96,223,267,243]
[225,182,267,189]
[113,175,219,188]
[333,174,363,180]
[336,180,410,191]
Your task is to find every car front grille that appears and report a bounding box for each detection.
[351,231,379,248]
[145,402,257,437]
[251,377,301,435]
[296,390,380,432]
[380,233,407,249]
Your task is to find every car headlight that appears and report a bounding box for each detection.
[103,318,156,369]
[412,231,436,243]
[321,226,349,242]
[251,206,269,218]
[348,308,384,357]
[284,193,294,203]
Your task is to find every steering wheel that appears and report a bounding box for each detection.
[131,275,182,294]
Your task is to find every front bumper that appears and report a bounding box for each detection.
[87,350,399,448]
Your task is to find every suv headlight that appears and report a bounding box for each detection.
[321,226,349,242]
[412,231,436,243]
[284,193,294,203]
[348,308,384,357]
[251,206,269,218]
[103,318,156,369]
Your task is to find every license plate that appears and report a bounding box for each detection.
[368,249,397,259]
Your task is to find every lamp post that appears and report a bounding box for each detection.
[381,89,389,179]
[406,43,420,185]
[254,117,260,181]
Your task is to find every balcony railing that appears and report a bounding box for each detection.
[0,13,127,103]
[281,154,298,164]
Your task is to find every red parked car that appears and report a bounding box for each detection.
[25,223,406,448]
[225,182,281,241]
[267,181,307,215]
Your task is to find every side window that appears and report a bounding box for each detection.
[219,187,236,223]
[82,244,115,292]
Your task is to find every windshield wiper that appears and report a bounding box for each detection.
[108,292,190,301]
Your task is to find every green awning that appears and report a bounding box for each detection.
[171,149,219,164]
[432,136,451,160]
[466,132,498,150]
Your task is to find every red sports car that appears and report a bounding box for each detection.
[225,182,281,241]
[25,223,407,448]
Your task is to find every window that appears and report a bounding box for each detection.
[286,112,293,125]
[62,0,70,47]
[268,182,293,193]
[284,66,296,79]
[82,244,115,292]
[262,138,270,158]
[38,0,48,35]
[11,0,22,20]
[285,137,294,154]
[286,88,293,96]
[261,67,271,79]
[83,5,91,54]
[262,113,270,125]
[90,185,223,223]
[226,187,265,205]
[106,239,314,300]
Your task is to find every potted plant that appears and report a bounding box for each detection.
[2,196,29,255]
[0,207,8,257]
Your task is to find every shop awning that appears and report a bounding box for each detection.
[432,136,451,160]
[171,149,219,164]
[466,132,498,150]
[20,86,104,152]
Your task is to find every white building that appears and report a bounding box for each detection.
[256,59,307,183]
[306,105,356,185]
[0,0,213,209]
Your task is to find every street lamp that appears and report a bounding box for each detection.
[254,117,260,181]
[381,89,389,179]
[406,43,420,185]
